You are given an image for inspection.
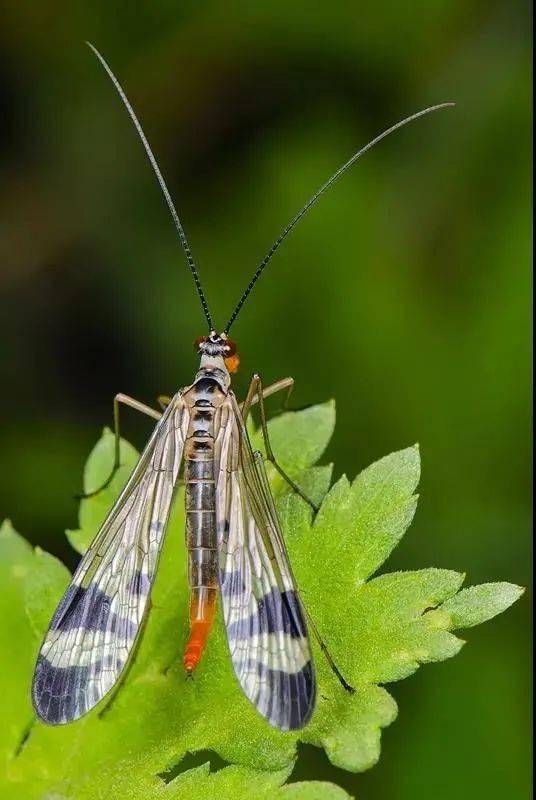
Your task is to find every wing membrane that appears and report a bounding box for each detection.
[216,395,315,730]
[32,396,188,724]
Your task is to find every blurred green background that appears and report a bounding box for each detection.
[0,2,530,797]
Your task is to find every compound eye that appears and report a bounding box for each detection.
[194,336,206,351]
[224,339,237,357]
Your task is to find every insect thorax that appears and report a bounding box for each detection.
[192,356,231,396]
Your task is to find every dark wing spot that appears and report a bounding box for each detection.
[233,658,316,730]
[219,569,247,599]
[129,570,151,597]
[226,589,306,640]
[33,656,91,724]
[50,583,136,638]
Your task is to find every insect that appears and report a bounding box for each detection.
[31,43,453,729]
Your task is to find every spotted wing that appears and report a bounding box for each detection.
[32,396,188,724]
[215,394,315,731]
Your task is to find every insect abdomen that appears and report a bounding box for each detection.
[183,396,219,673]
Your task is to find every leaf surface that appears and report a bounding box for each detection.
[0,401,522,798]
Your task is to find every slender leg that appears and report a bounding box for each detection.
[76,393,162,499]
[304,610,356,694]
[240,374,262,424]
[240,376,294,421]
[246,374,318,513]
[278,378,294,412]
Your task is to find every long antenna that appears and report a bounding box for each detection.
[224,102,454,333]
[87,42,214,331]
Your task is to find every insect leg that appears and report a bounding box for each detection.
[240,373,261,423]
[250,374,319,513]
[114,393,162,420]
[240,376,294,418]
[306,611,356,694]
[76,393,162,499]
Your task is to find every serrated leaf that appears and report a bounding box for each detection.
[0,401,523,798]
[306,685,397,772]
[435,582,525,629]
[165,764,352,800]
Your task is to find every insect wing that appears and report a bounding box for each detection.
[32,396,189,724]
[216,395,315,730]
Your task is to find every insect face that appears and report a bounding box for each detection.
[195,332,240,373]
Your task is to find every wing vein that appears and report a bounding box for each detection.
[32,396,188,724]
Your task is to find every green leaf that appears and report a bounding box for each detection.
[0,521,70,776]
[0,402,522,798]
[250,400,336,499]
[250,400,335,473]
[432,582,525,629]
[24,547,71,638]
[281,779,352,799]
[67,427,140,555]
[161,764,352,800]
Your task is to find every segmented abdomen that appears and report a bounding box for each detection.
[183,381,221,672]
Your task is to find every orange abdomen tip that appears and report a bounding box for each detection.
[184,587,217,674]
[183,620,212,674]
